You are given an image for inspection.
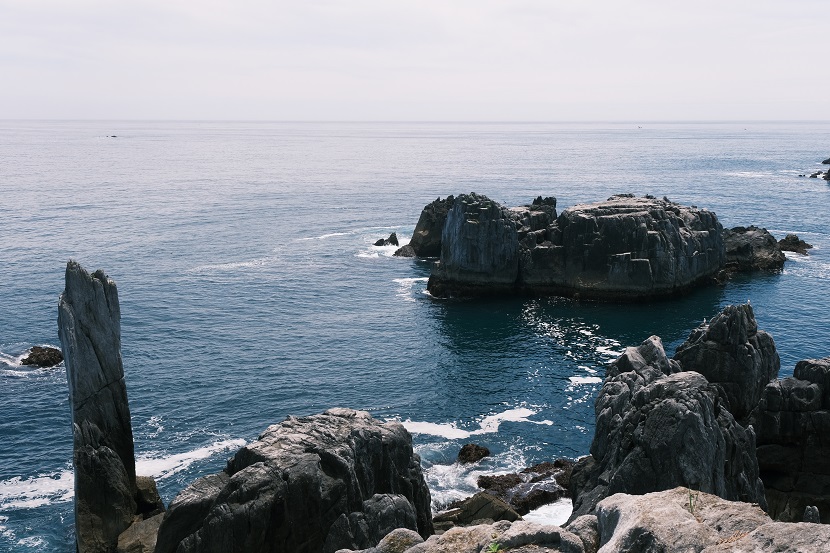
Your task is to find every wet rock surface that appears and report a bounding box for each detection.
[477,460,573,515]
[723,225,786,272]
[20,345,63,367]
[154,408,432,553]
[778,233,813,254]
[457,443,490,464]
[375,233,399,247]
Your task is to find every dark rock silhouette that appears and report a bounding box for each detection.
[477,460,573,515]
[374,233,399,247]
[154,408,432,553]
[396,196,455,257]
[457,443,490,464]
[20,345,63,367]
[778,233,813,255]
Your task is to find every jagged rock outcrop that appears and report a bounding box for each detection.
[21,345,64,367]
[477,460,573,515]
[778,233,813,255]
[673,303,780,422]
[723,226,786,272]
[396,196,455,257]
[569,334,766,520]
[427,194,725,300]
[753,357,830,523]
[154,408,432,553]
[375,233,399,247]
[433,492,521,528]
[58,261,138,553]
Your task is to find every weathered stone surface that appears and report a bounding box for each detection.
[435,492,521,526]
[155,408,432,553]
[58,261,137,553]
[804,506,821,523]
[674,303,780,422]
[564,515,598,553]
[135,475,164,518]
[569,334,766,520]
[428,193,520,296]
[457,443,490,464]
[596,487,772,553]
[20,345,63,367]
[399,196,455,257]
[723,225,786,272]
[700,521,830,552]
[393,244,416,257]
[778,233,813,255]
[375,233,399,247]
[426,193,724,300]
[478,460,573,515]
[753,357,830,523]
[116,512,164,553]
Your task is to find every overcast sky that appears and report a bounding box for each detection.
[1,0,827,120]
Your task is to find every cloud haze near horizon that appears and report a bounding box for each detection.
[1,0,826,120]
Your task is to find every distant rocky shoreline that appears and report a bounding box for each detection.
[58,250,830,551]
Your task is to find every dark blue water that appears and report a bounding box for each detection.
[1,121,829,551]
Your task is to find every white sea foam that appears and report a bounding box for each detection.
[135,438,246,480]
[0,351,24,368]
[596,345,624,358]
[568,376,602,385]
[17,536,46,548]
[0,470,74,510]
[402,407,552,440]
[0,515,15,541]
[190,257,273,273]
[524,498,573,526]
[393,277,429,302]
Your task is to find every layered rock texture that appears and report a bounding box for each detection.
[723,225,786,272]
[425,193,725,300]
[154,408,432,553]
[569,331,766,519]
[58,262,138,553]
[753,357,830,523]
[673,303,780,423]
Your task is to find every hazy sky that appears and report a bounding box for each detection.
[1,0,827,120]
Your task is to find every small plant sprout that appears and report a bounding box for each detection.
[486,542,503,553]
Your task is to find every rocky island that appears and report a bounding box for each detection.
[396,193,795,300]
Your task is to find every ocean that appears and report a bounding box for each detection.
[1,120,829,551]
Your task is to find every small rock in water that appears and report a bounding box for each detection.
[822,157,830,164]
[457,443,490,464]
[374,232,399,247]
[393,244,415,257]
[20,345,63,368]
[778,233,813,255]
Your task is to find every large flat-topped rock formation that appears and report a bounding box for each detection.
[426,193,724,300]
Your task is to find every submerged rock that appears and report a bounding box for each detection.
[427,193,725,300]
[59,261,138,552]
[723,226,786,272]
[778,233,813,255]
[753,357,830,523]
[674,303,780,422]
[154,408,432,553]
[20,345,63,367]
[569,333,766,520]
[457,443,490,464]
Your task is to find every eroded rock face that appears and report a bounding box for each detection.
[569,335,766,520]
[399,196,455,257]
[426,194,725,300]
[753,357,830,523]
[58,261,137,553]
[723,226,786,272]
[674,303,780,422]
[428,193,520,296]
[155,408,432,553]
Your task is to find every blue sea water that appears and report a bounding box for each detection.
[1,120,829,551]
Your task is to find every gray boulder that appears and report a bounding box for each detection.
[595,487,773,553]
[723,225,786,272]
[673,303,780,422]
[433,491,521,527]
[753,357,830,523]
[569,335,766,520]
[116,512,164,553]
[154,408,432,553]
[58,261,138,553]
[398,196,455,257]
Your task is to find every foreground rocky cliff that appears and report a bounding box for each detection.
[423,193,725,300]
[58,261,163,553]
[155,408,433,553]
